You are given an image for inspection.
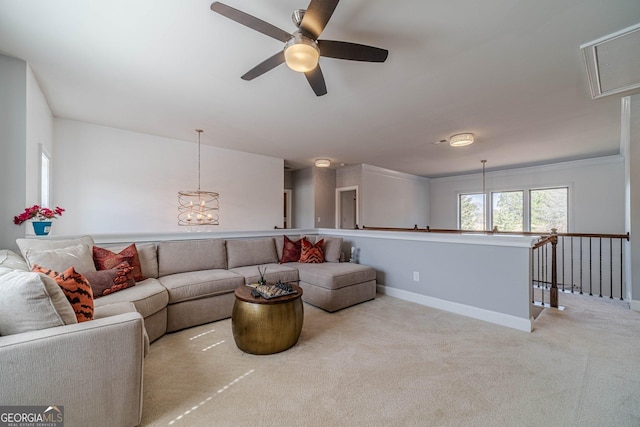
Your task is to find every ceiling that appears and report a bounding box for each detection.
[1,0,639,177]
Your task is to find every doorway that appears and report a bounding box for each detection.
[283,189,292,228]
[335,186,359,229]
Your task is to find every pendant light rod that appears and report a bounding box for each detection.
[196,129,203,192]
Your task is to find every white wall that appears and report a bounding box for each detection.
[26,65,53,209]
[360,164,430,228]
[52,119,283,235]
[292,168,314,229]
[315,167,336,228]
[430,156,625,233]
[626,95,640,308]
[0,55,27,250]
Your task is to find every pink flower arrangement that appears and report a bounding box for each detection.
[13,205,65,225]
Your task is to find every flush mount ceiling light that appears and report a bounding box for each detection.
[315,159,331,168]
[178,129,219,226]
[449,133,475,147]
[284,32,320,72]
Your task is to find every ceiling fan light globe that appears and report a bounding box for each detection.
[284,35,319,73]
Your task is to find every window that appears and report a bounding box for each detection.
[40,147,51,208]
[458,186,569,233]
[491,191,523,232]
[530,187,568,233]
[459,193,484,230]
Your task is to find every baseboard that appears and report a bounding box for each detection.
[630,300,640,313]
[377,284,533,333]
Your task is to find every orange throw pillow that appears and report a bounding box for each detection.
[32,264,94,322]
[93,243,146,282]
[299,238,324,263]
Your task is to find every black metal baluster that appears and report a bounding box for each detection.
[561,236,565,292]
[610,238,613,299]
[589,238,593,296]
[599,237,602,298]
[543,244,547,289]
[571,236,574,293]
[580,239,583,295]
[531,249,534,304]
[620,238,624,301]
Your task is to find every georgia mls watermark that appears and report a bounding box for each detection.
[0,406,64,427]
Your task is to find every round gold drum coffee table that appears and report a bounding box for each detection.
[232,284,304,355]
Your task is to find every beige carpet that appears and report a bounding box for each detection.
[141,293,640,427]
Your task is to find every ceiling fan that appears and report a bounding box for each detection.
[210,0,389,96]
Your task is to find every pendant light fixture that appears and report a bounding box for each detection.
[178,129,219,226]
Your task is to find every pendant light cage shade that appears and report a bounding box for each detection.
[178,191,219,226]
[178,129,220,226]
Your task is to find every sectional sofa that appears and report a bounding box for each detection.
[0,233,376,427]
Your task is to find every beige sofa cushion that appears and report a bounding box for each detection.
[295,262,376,290]
[93,278,168,318]
[16,235,94,252]
[226,238,278,269]
[158,239,226,276]
[228,263,299,285]
[0,268,77,335]
[158,270,244,304]
[0,250,29,271]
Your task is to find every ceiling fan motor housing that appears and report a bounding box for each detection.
[292,9,305,27]
[284,31,320,72]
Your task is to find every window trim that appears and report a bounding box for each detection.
[39,144,51,208]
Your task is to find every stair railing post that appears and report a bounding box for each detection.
[550,228,559,308]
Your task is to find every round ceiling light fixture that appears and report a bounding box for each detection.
[284,32,320,73]
[449,133,475,147]
[315,159,331,168]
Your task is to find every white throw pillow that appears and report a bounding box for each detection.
[0,249,29,271]
[24,243,96,274]
[0,268,77,336]
[16,235,95,260]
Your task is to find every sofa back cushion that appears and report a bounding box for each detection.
[275,235,301,262]
[0,250,29,271]
[226,238,278,269]
[16,235,96,273]
[0,267,77,336]
[303,235,343,263]
[158,239,226,276]
[98,243,159,279]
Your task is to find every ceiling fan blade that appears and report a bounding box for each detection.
[241,52,286,81]
[318,40,388,62]
[305,65,328,96]
[210,2,292,43]
[300,0,340,39]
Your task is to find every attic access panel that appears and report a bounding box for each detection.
[581,22,640,99]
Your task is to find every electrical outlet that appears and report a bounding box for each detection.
[413,271,420,282]
[317,217,321,223]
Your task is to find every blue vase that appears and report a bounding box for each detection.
[32,221,52,236]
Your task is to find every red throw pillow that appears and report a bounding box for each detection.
[83,262,136,298]
[93,243,146,282]
[32,264,94,322]
[299,238,324,263]
[280,235,302,263]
